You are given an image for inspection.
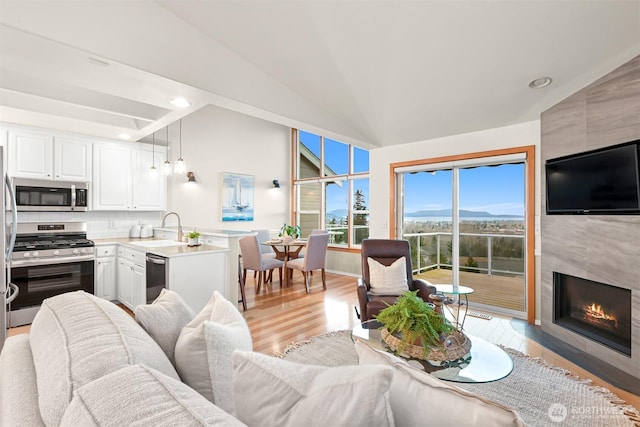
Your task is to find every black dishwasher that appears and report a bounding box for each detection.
[146,253,168,303]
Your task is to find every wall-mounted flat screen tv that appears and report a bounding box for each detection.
[545,140,640,215]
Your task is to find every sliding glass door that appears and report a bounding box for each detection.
[397,156,527,318]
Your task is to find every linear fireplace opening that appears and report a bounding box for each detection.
[553,272,631,357]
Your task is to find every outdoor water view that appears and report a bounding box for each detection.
[401,164,527,314]
[298,130,527,315]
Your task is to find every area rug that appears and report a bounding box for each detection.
[277,331,640,427]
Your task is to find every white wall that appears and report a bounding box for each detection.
[166,105,290,233]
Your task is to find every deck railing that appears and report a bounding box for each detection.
[403,231,525,276]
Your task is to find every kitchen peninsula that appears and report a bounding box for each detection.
[94,228,252,313]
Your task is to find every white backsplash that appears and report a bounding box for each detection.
[15,211,164,239]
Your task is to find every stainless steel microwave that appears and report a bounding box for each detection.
[13,178,89,211]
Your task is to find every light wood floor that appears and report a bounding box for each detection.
[8,270,639,409]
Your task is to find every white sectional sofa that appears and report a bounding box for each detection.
[0,290,524,427]
[0,291,244,426]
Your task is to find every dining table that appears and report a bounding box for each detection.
[262,239,307,285]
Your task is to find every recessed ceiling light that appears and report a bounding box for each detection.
[88,57,109,67]
[118,133,131,140]
[528,77,553,89]
[170,98,191,108]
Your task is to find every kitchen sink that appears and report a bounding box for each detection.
[128,240,187,248]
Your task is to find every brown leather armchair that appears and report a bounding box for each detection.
[357,238,436,321]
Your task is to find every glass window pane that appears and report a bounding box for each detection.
[299,213,320,237]
[297,182,321,236]
[298,182,321,212]
[298,131,321,179]
[352,178,369,244]
[326,179,347,246]
[324,138,349,176]
[353,147,369,173]
[401,170,453,277]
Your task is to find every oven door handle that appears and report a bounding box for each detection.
[11,255,95,267]
[6,283,18,304]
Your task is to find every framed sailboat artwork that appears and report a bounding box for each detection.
[221,172,254,221]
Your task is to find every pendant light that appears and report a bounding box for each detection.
[149,131,158,177]
[163,125,172,176]
[174,119,186,174]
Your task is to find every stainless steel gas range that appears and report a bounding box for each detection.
[8,222,95,327]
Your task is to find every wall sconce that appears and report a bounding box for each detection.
[187,171,196,183]
[272,179,280,188]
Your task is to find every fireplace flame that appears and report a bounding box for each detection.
[583,302,617,327]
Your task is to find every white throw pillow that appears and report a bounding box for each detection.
[232,350,395,427]
[135,288,196,364]
[367,257,409,295]
[29,291,179,427]
[174,291,253,415]
[355,340,524,427]
[60,364,245,427]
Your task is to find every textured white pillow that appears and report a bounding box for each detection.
[135,288,195,364]
[367,257,409,295]
[355,340,524,427]
[29,291,179,427]
[174,291,252,415]
[232,350,395,427]
[60,364,245,427]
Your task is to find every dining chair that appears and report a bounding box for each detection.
[252,229,276,259]
[297,229,328,259]
[284,233,329,293]
[239,235,283,293]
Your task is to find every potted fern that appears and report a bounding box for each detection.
[376,290,470,361]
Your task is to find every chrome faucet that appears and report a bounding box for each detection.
[161,211,184,242]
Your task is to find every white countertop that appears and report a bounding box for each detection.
[92,237,228,258]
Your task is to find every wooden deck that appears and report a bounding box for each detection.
[415,268,525,312]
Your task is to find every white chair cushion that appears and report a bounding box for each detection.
[175,291,253,415]
[60,364,246,427]
[135,288,195,364]
[232,350,395,427]
[29,291,179,427]
[355,340,524,427]
[367,257,409,295]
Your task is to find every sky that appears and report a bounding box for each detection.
[403,163,525,216]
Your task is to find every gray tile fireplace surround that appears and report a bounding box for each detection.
[540,55,640,391]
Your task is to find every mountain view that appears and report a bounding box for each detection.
[404,209,523,218]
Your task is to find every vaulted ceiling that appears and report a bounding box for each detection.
[0,1,638,148]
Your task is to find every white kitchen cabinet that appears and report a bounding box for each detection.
[95,245,117,301]
[8,130,91,181]
[117,258,132,309]
[132,147,166,211]
[93,142,165,211]
[116,247,146,311]
[93,143,132,210]
[54,137,92,181]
